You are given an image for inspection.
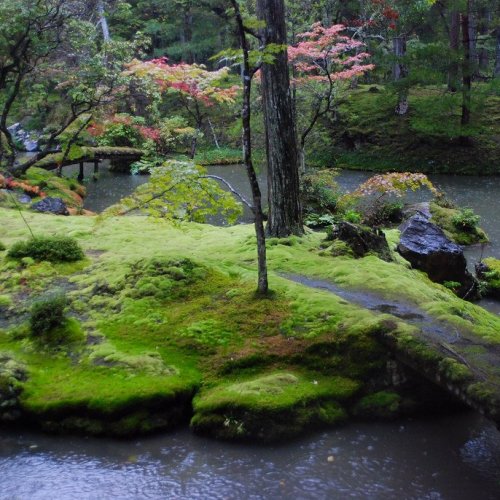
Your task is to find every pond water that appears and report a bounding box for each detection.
[8,164,493,499]
[2,412,500,500]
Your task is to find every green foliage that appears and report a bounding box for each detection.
[430,202,487,245]
[301,169,340,215]
[106,160,242,224]
[452,208,480,232]
[96,117,144,148]
[344,210,363,224]
[29,294,67,339]
[0,241,5,251]
[158,116,197,154]
[8,236,84,263]
[353,391,402,419]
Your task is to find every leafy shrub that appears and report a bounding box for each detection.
[452,208,480,232]
[301,170,339,214]
[30,294,67,339]
[8,236,84,262]
[344,210,362,224]
[158,116,197,154]
[304,213,337,229]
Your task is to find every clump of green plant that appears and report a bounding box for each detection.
[304,213,337,229]
[0,241,5,251]
[443,281,462,293]
[8,236,84,263]
[452,208,480,232]
[301,169,340,214]
[29,294,67,340]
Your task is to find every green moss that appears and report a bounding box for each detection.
[191,371,356,441]
[480,258,500,297]
[1,206,500,439]
[430,202,488,245]
[353,391,402,419]
[0,295,12,308]
[438,358,474,383]
[332,85,500,174]
[8,235,85,262]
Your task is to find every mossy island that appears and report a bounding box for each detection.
[1,205,500,442]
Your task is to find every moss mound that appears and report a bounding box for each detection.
[8,235,85,262]
[191,372,358,441]
[430,202,487,245]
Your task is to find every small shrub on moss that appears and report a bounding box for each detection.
[30,294,68,339]
[8,236,84,262]
[452,208,480,232]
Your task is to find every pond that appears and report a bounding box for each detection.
[1,412,500,499]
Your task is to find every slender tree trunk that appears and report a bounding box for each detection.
[97,0,111,42]
[231,0,268,295]
[182,5,194,63]
[393,36,409,115]
[494,27,500,78]
[477,8,490,73]
[256,0,303,237]
[461,7,472,127]
[467,0,478,75]
[448,10,460,92]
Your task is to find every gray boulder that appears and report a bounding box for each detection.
[397,214,477,298]
[31,197,69,216]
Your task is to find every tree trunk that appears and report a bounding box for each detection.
[393,36,409,115]
[256,0,303,238]
[448,10,460,92]
[182,4,194,63]
[495,27,500,78]
[467,0,478,75]
[97,0,111,42]
[231,0,268,295]
[477,8,490,73]
[461,6,472,128]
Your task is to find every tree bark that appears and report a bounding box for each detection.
[392,36,408,115]
[256,0,303,237]
[230,0,268,295]
[448,10,460,92]
[461,6,472,128]
[495,27,500,78]
[477,7,490,73]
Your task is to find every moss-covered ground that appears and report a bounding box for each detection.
[1,207,500,440]
[326,85,500,175]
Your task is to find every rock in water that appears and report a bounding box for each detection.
[31,197,69,216]
[397,214,477,298]
[327,221,392,261]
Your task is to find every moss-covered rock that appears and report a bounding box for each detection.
[0,353,27,422]
[477,258,500,299]
[191,372,359,441]
[430,202,488,245]
[353,391,402,419]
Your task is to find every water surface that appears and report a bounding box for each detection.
[1,412,499,499]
